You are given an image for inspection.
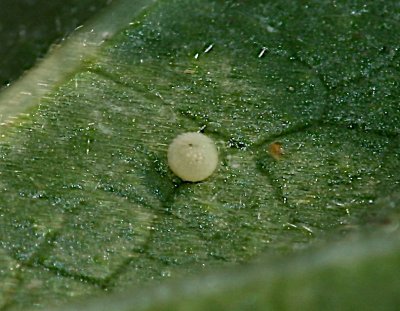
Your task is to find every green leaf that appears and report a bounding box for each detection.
[50,226,400,311]
[0,0,399,310]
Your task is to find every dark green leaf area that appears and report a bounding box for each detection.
[4,265,101,311]
[96,0,400,146]
[0,73,171,279]
[94,55,326,147]
[94,0,328,146]
[326,67,400,134]
[0,250,18,306]
[258,126,397,234]
[247,0,400,88]
[145,159,288,264]
[113,153,300,288]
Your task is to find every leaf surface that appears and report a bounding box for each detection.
[0,0,399,310]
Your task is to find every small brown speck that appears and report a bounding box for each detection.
[268,142,284,160]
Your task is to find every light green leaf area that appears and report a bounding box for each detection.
[0,0,399,310]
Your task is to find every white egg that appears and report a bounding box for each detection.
[168,132,218,182]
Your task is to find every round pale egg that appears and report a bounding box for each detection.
[167,132,218,182]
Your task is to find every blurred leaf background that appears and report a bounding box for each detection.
[0,0,112,87]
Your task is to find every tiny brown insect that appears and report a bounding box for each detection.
[268,142,284,160]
